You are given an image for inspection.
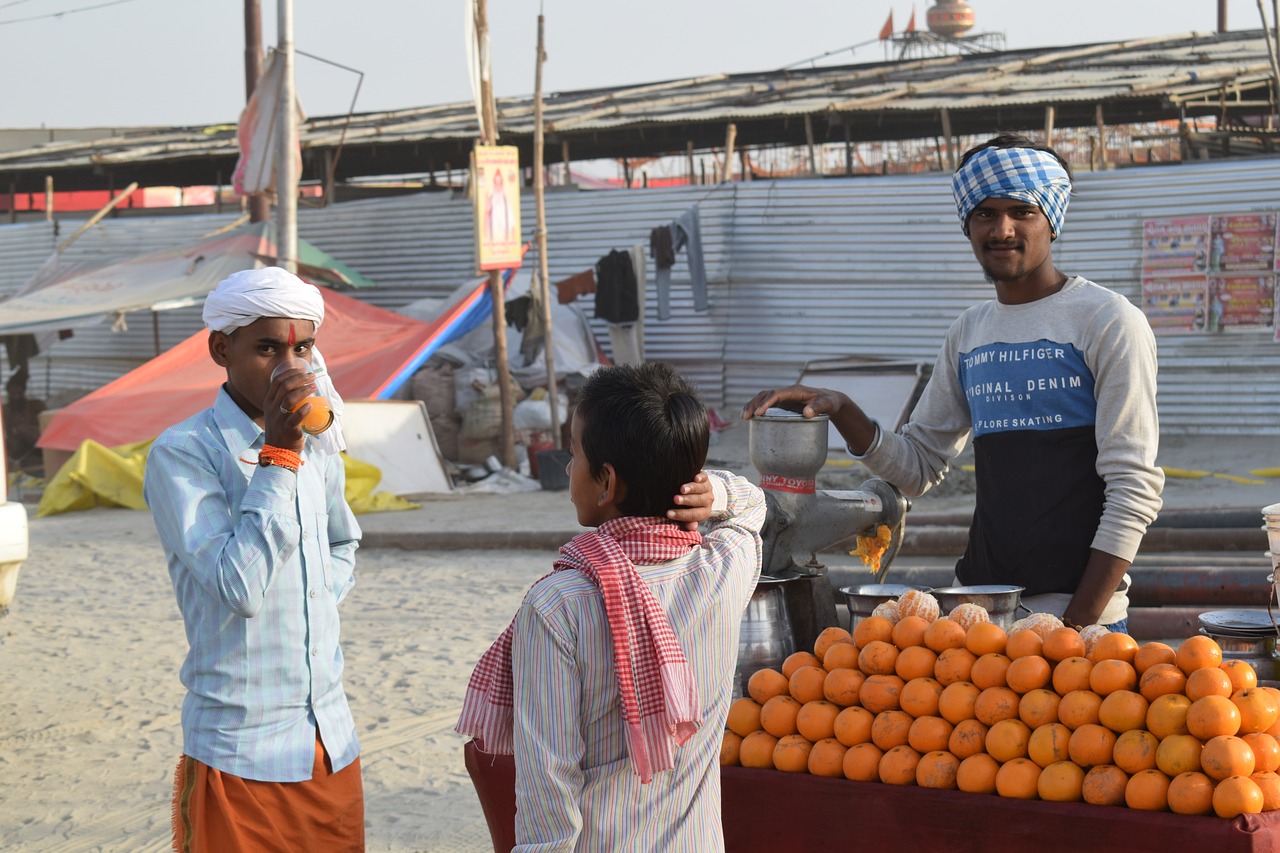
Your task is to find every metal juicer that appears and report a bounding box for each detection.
[749,412,909,653]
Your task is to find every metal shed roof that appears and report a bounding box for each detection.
[0,29,1273,192]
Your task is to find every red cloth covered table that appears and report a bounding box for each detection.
[464,741,1280,852]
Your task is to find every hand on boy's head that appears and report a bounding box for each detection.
[667,471,714,532]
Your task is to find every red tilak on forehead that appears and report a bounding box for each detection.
[288,325,296,347]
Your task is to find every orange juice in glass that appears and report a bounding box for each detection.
[272,358,334,435]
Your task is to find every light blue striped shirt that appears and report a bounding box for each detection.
[143,387,361,783]
[511,470,765,852]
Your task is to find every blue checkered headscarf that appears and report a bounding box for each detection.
[951,146,1072,237]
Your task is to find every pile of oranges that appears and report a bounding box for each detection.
[722,599,1280,819]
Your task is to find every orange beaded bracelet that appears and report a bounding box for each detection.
[258,445,304,473]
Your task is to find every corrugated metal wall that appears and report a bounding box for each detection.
[3,156,1280,432]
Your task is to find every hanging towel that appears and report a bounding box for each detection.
[555,268,596,305]
[594,249,639,324]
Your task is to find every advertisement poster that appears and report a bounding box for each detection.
[1209,212,1278,272]
[1208,274,1276,333]
[473,145,522,271]
[1141,217,1210,274]
[1141,275,1209,334]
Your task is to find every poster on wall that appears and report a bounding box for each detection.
[1141,274,1210,334]
[1207,274,1276,333]
[472,145,522,272]
[1141,217,1210,274]
[1209,212,1278,272]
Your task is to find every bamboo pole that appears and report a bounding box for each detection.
[243,0,270,223]
[276,0,298,273]
[57,182,138,252]
[533,13,561,450]
[723,123,737,182]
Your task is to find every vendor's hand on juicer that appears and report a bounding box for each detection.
[741,385,850,420]
[668,471,714,531]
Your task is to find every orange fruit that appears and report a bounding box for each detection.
[878,744,922,785]
[853,614,895,648]
[970,653,1012,690]
[782,650,823,680]
[916,750,961,789]
[1125,768,1171,811]
[747,668,789,704]
[1051,656,1095,695]
[833,705,875,747]
[957,753,1001,794]
[843,742,884,781]
[814,626,854,662]
[1156,733,1204,777]
[823,667,866,707]
[1098,690,1149,734]
[1006,655,1051,694]
[966,621,1007,656]
[1005,629,1044,660]
[932,647,977,686]
[1138,663,1188,702]
[1057,690,1104,730]
[938,681,981,724]
[1038,760,1085,802]
[807,736,848,777]
[894,645,938,682]
[907,715,954,754]
[897,589,941,623]
[859,674,905,714]
[739,730,779,768]
[891,615,930,650]
[1068,723,1117,768]
[1176,635,1224,676]
[772,733,814,772]
[949,603,992,632]
[1090,631,1139,664]
[1221,659,1259,693]
[1018,688,1061,729]
[822,641,860,672]
[1243,732,1280,773]
[726,697,763,737]
[1201,734,1257,781]
[1133,641,1177,674]
[923,617,967,653]
[759,694,802,737]
[899,676,944,718]
[974,686,1020,726]
[1028,722,1073,768]
[789,665,829,704]
[1081,764,1130,806]
[1167,771,1216,815]
[1186,665,1235,701]
[858,640,900,677]
[1041,627,1086,662]
[948,718,990,760]
[1146,693,1193,739]
[986,718,1032,762]
[1250,770,1280,811]
[871,709,915,750]
[796,700,842,742]
[720,730,742,766]
[1089,658,1138,696]
[1213,775,1266,818]
[1187,694,1242,740]
[1233,686,1280,735]
[994,757,1042,799]
[1112,729,1160,774]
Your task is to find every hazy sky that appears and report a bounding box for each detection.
[0,0,1268,128]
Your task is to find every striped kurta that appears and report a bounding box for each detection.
[511,470,765,852]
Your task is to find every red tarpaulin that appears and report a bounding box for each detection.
[38,287,439,452]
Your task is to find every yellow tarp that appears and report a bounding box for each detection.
[35,440,418,518]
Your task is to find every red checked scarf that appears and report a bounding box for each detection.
[456,516,704,783]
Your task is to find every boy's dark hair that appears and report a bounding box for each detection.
[957,132,1073,181]
[576,362,709,518]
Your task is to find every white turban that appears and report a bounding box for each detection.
[204,266,346,454]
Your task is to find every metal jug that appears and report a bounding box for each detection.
[733,576,798,698]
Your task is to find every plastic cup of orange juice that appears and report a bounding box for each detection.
[271,358,334,435]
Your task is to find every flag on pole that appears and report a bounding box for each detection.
[906,5,917,33]
[878,10,894,40]
[232,50,306,196]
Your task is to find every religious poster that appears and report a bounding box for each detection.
[1207,274,1276,333]
[1141,275,1209,334]
[1141,216,1210,275]
[1209,212,1278,272]
[472,145,522,271]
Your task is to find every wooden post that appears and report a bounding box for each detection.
[723,123,737,182]
[686,141,695,187]
[740,149,749,182]
[8,182,15,225]
[1095,103,1107,170]
[844,122,853,176]
[560,139,570,185]
[1220,0,1229,31]
[939,109,955,171]
[243,0,270,223]
[804,114,817,175]
[533,13,562,449]
[1044,104,1056,147]
[44,176,53,221]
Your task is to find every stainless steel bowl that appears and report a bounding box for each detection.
[929,584,1025,631]
[840,583,931,632]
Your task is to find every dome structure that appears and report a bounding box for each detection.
[927,0,976,37]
